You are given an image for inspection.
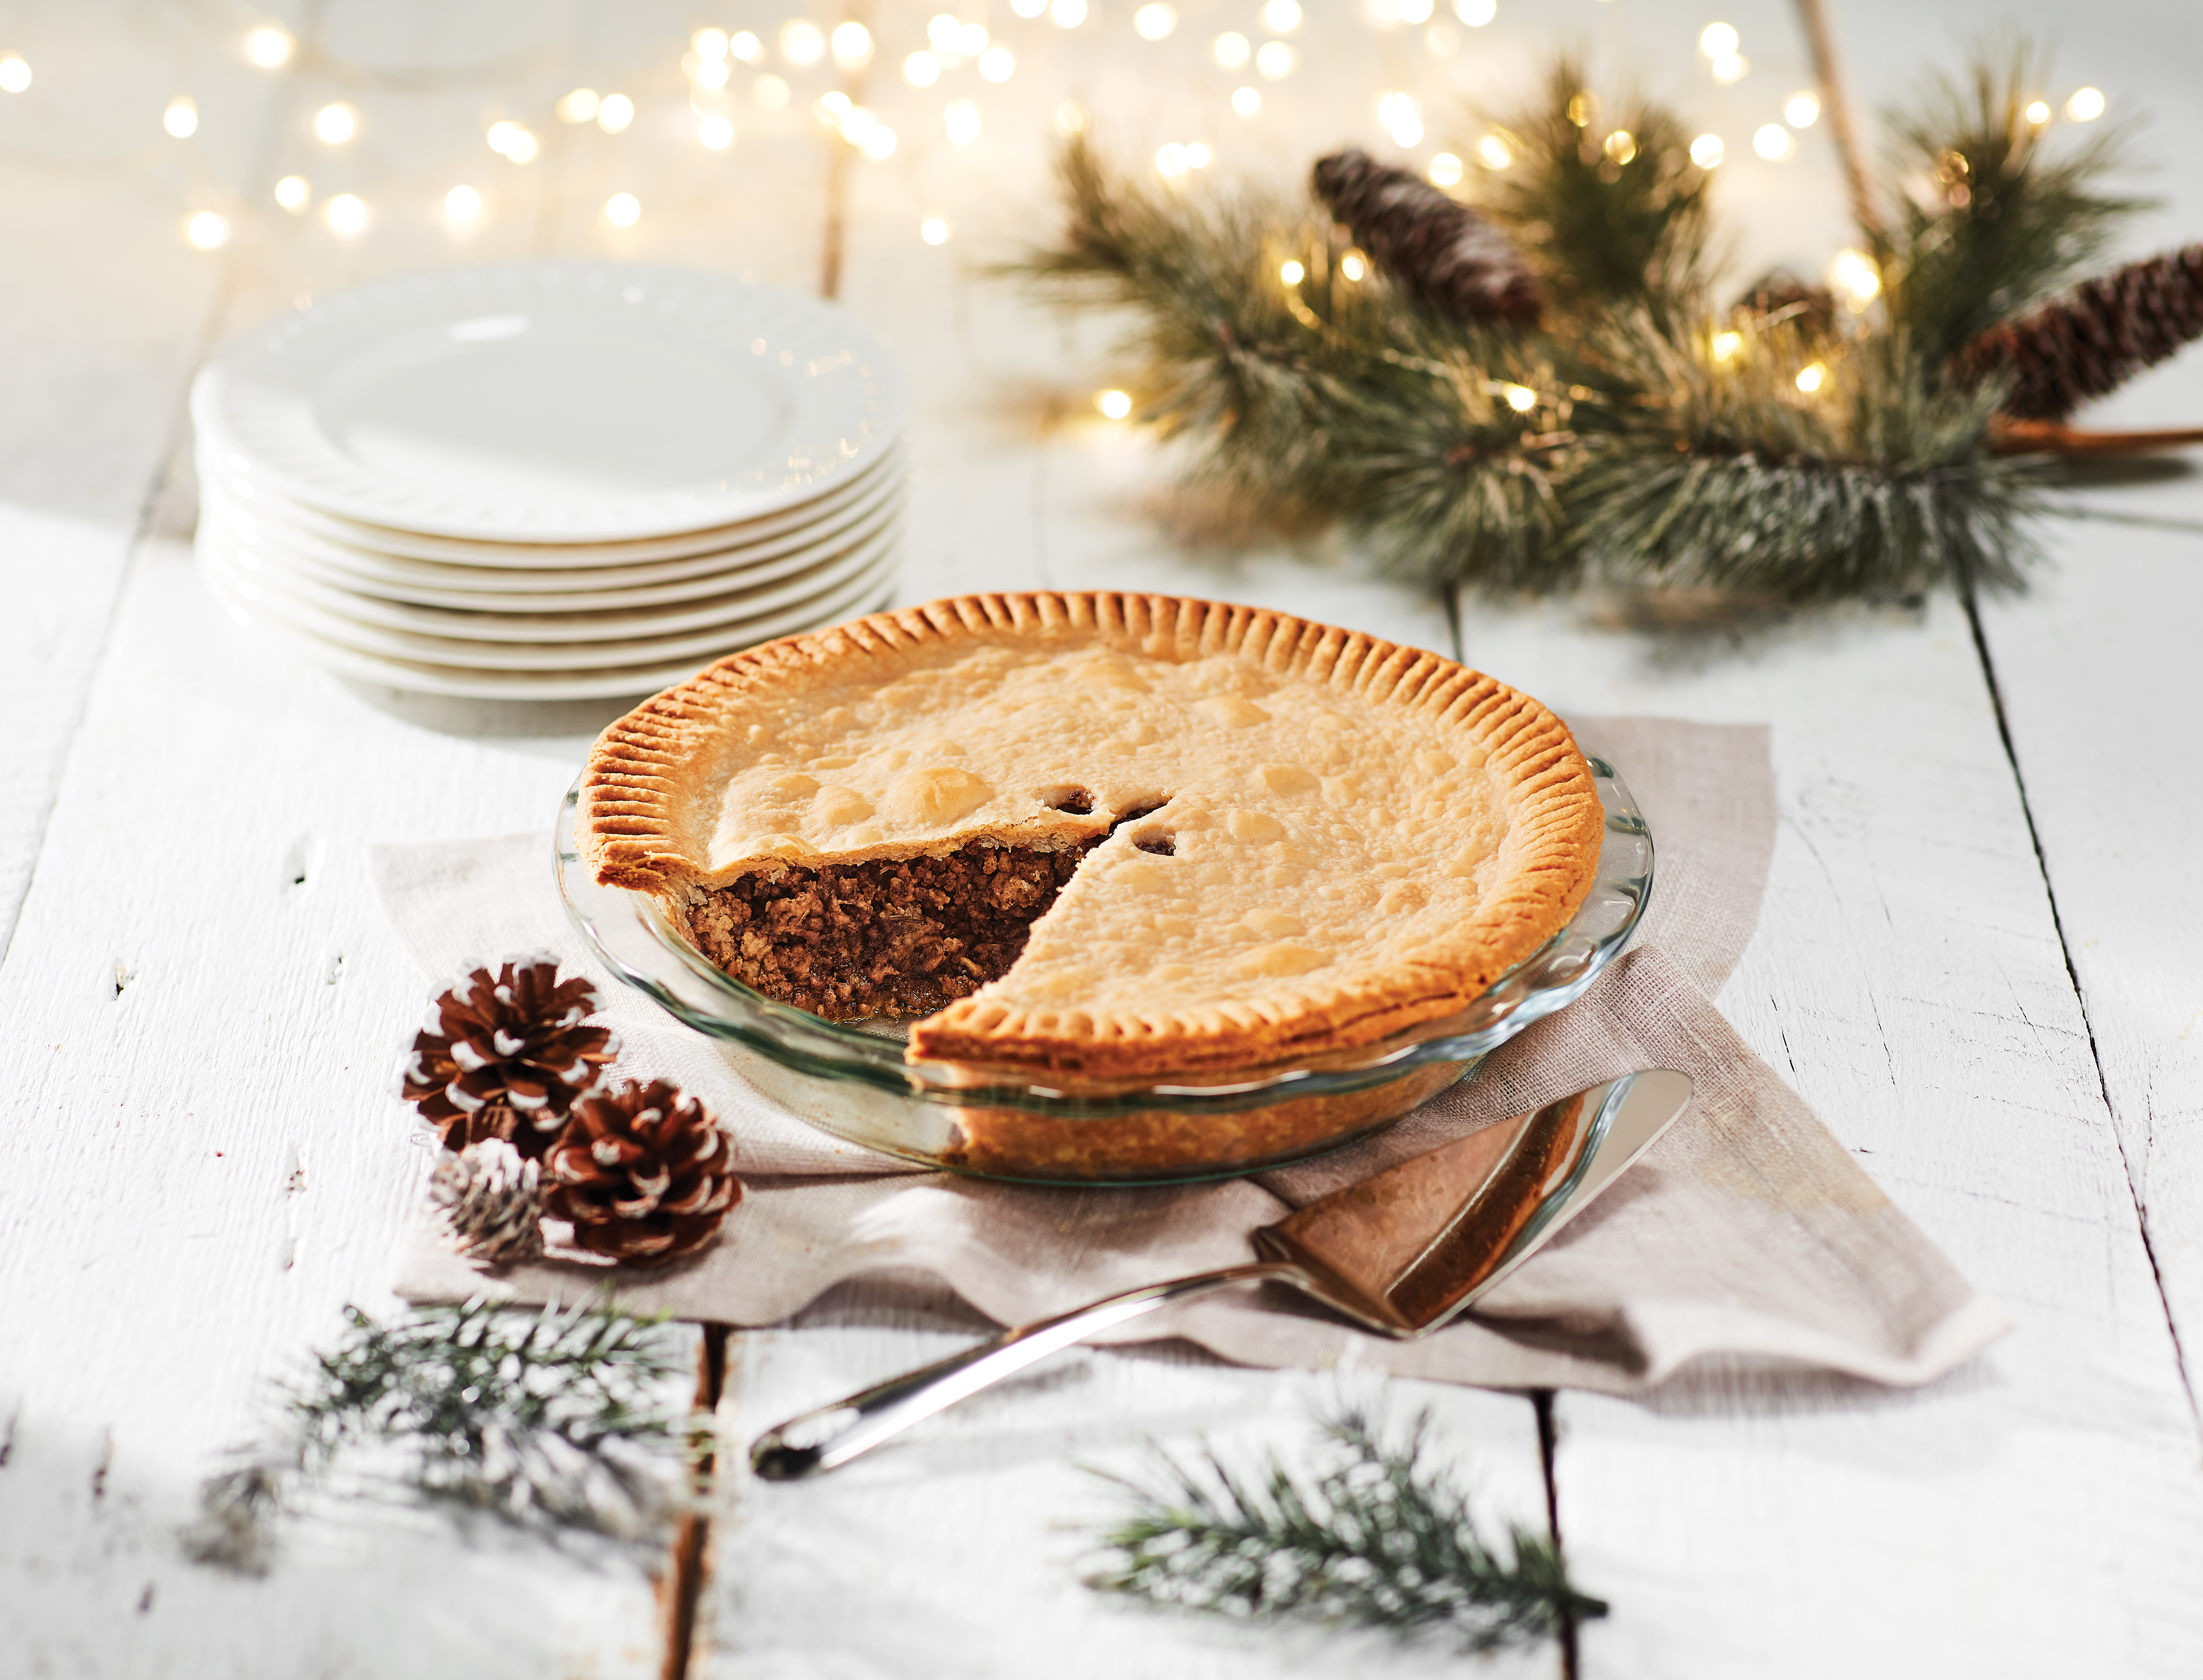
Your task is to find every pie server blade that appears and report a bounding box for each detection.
[751,1068,1695,1479]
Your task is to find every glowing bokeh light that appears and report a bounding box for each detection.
[324,193,367,236]
[244,26,294,68]
[780,20,825,65]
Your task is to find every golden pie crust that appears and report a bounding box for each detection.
[581,592,1603,1077]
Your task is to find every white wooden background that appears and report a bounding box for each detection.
[3,0,2200,1674]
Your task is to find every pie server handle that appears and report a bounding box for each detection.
[748,1260,1301,1481]
[750,1070,1694,1481]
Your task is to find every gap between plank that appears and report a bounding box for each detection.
[1532,1390,1580,1680]
[660,1322,730,1680]
[1959,579,2203,1441]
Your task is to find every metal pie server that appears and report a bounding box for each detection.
[750,1068,1693,1480]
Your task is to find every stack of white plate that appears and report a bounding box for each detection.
[189,261,907,700]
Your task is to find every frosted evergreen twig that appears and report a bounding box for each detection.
[1087,1401,1606,1654]
[184,1298,691,1572]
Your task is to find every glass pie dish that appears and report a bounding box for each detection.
[556,756,1652,1185]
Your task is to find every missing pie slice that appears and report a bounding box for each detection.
[581,592,1603,1077]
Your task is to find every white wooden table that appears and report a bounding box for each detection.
[5,2,2201,1674]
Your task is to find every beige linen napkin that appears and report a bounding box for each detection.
[374,719,2007,1392]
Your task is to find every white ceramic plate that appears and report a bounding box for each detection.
[195,436,908,569]
[199,529,900,672]
[204,473,907,609]
[206,518,898,644]
[190,261,906,543]
[203,548,893,700]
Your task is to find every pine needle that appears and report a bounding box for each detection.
[1087,1401,1605,1654]
[1017,135,1574,586]
[1883,40,2148,367]
[1474,55,1714,311]
[184,1299,692,1573]
[1568,311,2048,598]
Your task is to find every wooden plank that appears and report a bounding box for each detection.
[0,490,682,1678]
[0,171,226,954]
[0,3,847,1672]
[704,1276,1558,1680]
[1446,588,2203,1675]
[687,90,1555,1679]
[1975,511,2203,1409]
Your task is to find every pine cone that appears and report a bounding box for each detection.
[1312,148,1542,327]
[402,960,618,1156]
[428,1139,546,1265]
[1952,245,2203,421]
[545,1080,741,1264]
[1734,270,1837,338]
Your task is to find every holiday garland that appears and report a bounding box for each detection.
[1022,45,2203,601]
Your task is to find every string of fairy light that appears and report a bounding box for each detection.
[0,5,2112,309]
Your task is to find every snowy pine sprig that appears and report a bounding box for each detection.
[1087,1400,1605,1654]
[185,1298,692,1572]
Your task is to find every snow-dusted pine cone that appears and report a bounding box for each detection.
[401,960,619,1156]
[1952,244,2203,420]
[544,1080,741,1264]
[1312,148,1543,327]
[428,1139,546,1265]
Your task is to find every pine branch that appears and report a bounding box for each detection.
[1087,1400,1604,1654]
[1567,311,2047,599]
[184,1299,692,1573]
[1019,135,1575,586]
[1007,41,2152,605]
[1883,40,2148,368]
[1473,56,1713,312]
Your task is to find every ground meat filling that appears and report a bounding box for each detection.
[684,841,1098,1020]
